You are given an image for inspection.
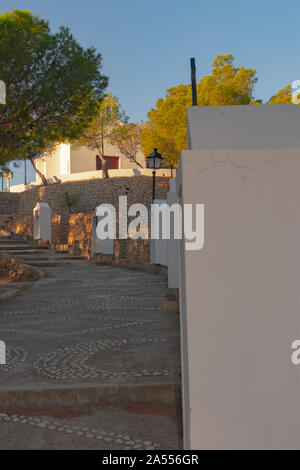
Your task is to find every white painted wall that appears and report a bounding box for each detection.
[187,104,300,150]
[56,168,173,182]
[35,138,148,183]
[178,104,300,450]
[60,143,71,175]
[167,179,179,288]
[178,147,300,449]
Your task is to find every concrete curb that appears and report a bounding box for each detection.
[22,262,45,280]
[0,288,19,302]
[93,257,168,275]
[112,259,168,275]
[0,383,181,410]
[0,261,43,302]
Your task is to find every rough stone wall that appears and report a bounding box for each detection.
[16,176,169,215]
[51,213,70,245]
[114,238,150,262]
[1,175,170,262]
[13,215,33,240]
[0,192,19,215]
[68,213,93,255]
[0,215,13,236]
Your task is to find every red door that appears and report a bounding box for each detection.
[96,156,119,170]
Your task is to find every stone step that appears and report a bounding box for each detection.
[12,254,84,262]
[1,249,53,255]
[0,244,47,251]
[0,236,91,267]
[0,383,181,410]
[27,259,95,267]
[0,238,30,245]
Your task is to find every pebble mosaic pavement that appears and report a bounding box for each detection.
[0,263,181,449]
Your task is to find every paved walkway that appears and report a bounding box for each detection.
[0,240,182,449]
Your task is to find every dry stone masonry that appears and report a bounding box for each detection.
[0,176,170,261]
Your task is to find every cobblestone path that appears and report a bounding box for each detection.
[0,258,182,449]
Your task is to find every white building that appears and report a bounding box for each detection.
[34,140,146,184]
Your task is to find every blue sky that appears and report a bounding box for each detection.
[2,0,299,184]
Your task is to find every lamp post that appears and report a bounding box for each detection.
[146,148,163,201]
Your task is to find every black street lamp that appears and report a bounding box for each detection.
[146,148,163,201]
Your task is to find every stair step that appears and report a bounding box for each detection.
[28,259,94,267]
[12,254,84,262]
[0,245,47,251]
[0,237,88,267]
[2,249,52,255]
[0,239,31,245]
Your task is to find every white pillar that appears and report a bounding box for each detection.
[92,207,114,255]
[33,202,51,243]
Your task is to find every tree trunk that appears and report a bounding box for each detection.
[96,143,109,179]
[30,158,48,185]
[99,154,109,178]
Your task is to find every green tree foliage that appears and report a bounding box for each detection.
[0,163,10,175]
[249,99,263,105]
[74,93,128,178]
[141,85,190,167]
[58,191,82,214]
[141,54,258,166]
[110,123,143,168]
[0,9,108,179]
[197,54,257,106]
[268,85,292,104]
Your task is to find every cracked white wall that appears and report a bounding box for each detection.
[178,119,300,448]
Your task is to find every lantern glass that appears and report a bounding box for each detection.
[146,148,162,170]
[146,157,154,169]
[154,155,162,169]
